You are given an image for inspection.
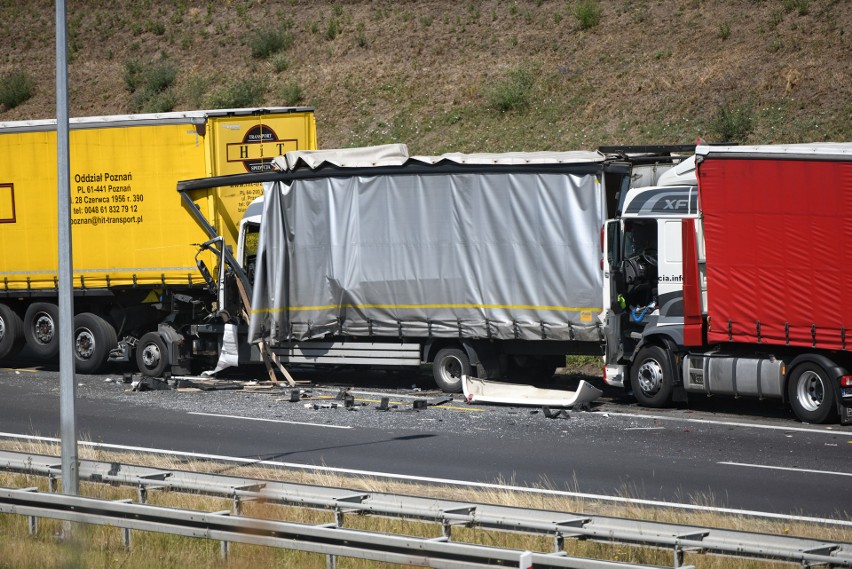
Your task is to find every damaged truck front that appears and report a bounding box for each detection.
[178,145,633,393]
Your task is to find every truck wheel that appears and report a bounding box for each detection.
[432,347,470,393]
[0,304,24,360]
[73,313,117,374]
[787,363,837,424]
[24,302,60,359]
[136,332,168,377]
[630,345,674,407]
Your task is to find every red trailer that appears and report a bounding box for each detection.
[681,143,852,423]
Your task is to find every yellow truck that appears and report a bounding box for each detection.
[0,107,317,373]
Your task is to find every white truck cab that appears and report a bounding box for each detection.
[603,156,697,394]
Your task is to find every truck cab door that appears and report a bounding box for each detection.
[603,220,627,365]
[604,220,625,311]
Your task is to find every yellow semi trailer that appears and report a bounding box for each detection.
[0,107,317,373]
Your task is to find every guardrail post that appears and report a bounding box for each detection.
[674,545,684,567]
[325,507,345,569]
[112,499,134,549]
[20,488,39,535]
[442,518,452,540]
[213,510,231,560]
[553,533,564,553]
[48,473,58,494]
[137,484,147,504]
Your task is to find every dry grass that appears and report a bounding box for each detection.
[0,439,849,568]
[0,1,848,152]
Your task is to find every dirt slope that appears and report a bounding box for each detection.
[0,0,849,153]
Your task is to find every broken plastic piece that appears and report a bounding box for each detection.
[462,375,601,408]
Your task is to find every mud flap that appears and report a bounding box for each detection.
[840,401,852,426]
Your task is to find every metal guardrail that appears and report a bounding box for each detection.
[1,451,849,568]
[0,486,676,569]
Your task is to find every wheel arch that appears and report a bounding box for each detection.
[630,330,683,381]
[423,339,478,366]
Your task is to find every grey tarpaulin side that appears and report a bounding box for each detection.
[248,148,606,346]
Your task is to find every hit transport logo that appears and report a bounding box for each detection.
[226,124,298,173]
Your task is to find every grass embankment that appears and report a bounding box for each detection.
[1,1,850,151]
[0,440,848,569]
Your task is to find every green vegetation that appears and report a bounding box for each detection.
[209,78,267,109]
[574,0,602,30]
[279,81,304,106]
[487,68,535,113]
[0,70,35,110]
[123,60,178,113]
[146,19,166,36]
[186,74,209,108]
[355,21,367,47]
[249,27,293,59]
[271,54,290,73]
[710,103,754,143]
[325,17,341,40]
[783,0,810,16]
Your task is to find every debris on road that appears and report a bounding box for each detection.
[462,375,602,408]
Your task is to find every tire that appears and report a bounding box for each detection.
[136,331,168,377]
[0,304,24,360]
[787,363,837,424]
[432,347,471,393]
[23,302,60,359]
[630,345,674,407]
[73,313,117,374]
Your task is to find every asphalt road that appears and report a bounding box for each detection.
[0,359,849,521]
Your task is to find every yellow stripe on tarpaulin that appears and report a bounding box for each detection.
[252,302,601,314]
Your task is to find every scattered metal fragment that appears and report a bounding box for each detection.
[542,406,569,419]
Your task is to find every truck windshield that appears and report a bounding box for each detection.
[621,220,658,307]
[622,220,657,262]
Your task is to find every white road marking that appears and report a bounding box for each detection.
[604,411,849,436]
[0,431,849,528]
[624,427,665,431]
[188,412,352,429]
[719,461,852,478]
